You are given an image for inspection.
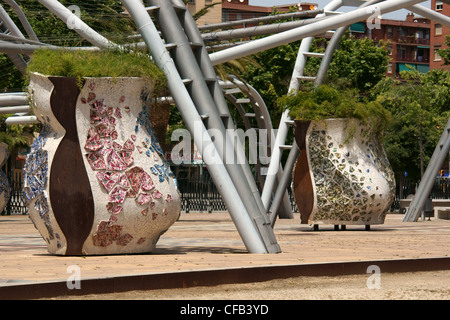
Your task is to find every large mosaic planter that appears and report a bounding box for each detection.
[25,73,181,255]
[292,119,395,228]
[0,142,10,213]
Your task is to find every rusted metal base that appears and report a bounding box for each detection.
[2,256,450,300]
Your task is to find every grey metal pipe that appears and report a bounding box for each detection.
[0,41,101,55]
[198,9,323,31]
[403,119,450,222]
[4,0,39,41]
[121,0,269,254]
[38,0,118,49]
[0,93,27,106]
[5,115,37,124]
[174,0,267,207]
[0,5,27,74]
[409,4,450,27]
[269,141,300,226]
[0,105,30,114]
[151,0,279,252]
[0,4,25,38]
[209,0,425,65]
[315,0,382,86]
[202,17,326,42]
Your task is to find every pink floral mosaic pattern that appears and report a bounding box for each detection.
[82,85,175,248]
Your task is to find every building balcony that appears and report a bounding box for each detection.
[395,55,430,63]
[393,36,430,45]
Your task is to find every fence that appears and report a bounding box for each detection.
[175,168,298,213]
[176,170,227,213]
[2,169,28,215]
[6,165,450,215]
[0,165,298,215]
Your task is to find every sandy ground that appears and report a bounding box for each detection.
[47,270,450,300]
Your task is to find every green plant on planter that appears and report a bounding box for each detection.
[278,84,392,142]
[26,48,167,92]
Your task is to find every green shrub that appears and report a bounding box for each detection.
[278,85,392,141]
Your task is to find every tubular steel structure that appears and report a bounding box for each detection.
[1,0,450,253]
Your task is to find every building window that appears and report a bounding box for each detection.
[387,62,393,74]
[387,27,393,37]
[398,27,407,37]
[434,46,442,61]
[436,1,443,10]
[398,45,407,60]
[223,10,229,22]
[436,24,443,36]
[387,45,392,55]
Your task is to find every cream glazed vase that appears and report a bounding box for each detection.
[24,73,181,255]
[292,118,395,227]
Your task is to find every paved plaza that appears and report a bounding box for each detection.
[1,211,450,299]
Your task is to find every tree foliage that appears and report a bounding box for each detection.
[437,34,450,66]
[1,0,137,92]
[243,6,302,124]
[0,0,138,153]
[326,35,390,92]
[372,69,450,182]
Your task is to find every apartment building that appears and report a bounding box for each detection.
[186,0,317,25]
[430,0,450,70]
[350,13,432,76]
[221,0,317,21]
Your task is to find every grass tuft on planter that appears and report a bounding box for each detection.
[26,48,167,91]
[278,85,392,142]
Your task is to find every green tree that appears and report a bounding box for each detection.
[0,0,137,92]
[240,6,303,126]
[0,1,139,160]
[437,35,450,66]
[372,69,450,186]
[326,34,390,93]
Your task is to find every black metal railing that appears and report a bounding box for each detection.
[176,169,228,213]
[175,168,299,213]
[2,169,28,215]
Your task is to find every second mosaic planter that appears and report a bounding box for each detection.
[292,119,395,227]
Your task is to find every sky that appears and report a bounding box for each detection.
[248,0,432,20]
